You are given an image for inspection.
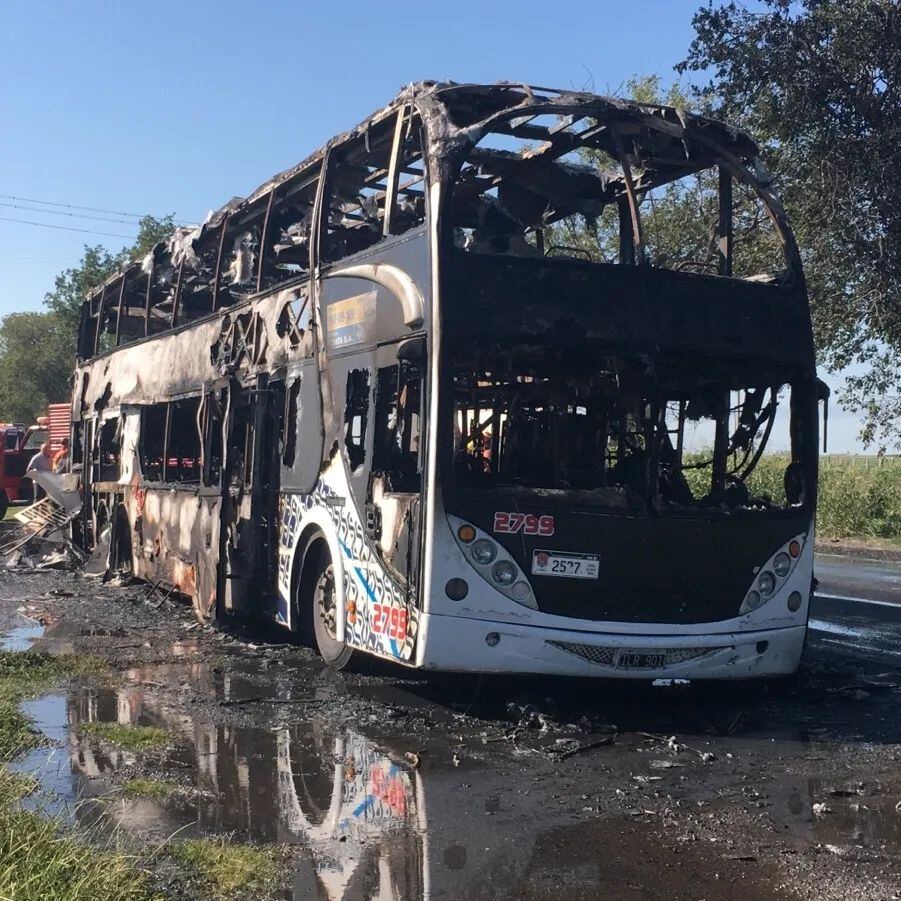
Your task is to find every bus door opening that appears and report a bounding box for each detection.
[220,375,285,615]
[369,336,425,597]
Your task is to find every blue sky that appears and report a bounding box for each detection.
[0,0,867,450]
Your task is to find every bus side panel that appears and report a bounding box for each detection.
[130,487,221,619]
[278,473,421,664]
[303,234,430,664]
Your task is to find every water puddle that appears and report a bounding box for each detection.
[2,658,894,900]
[3,607,899,898]
[770,774,901,856]
[0,616,45,651]
[809,616,901,663]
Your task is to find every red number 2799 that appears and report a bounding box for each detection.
[493,512,555,536]
[371,603,408,640]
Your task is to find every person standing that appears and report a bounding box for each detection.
[52,437,70,474]
[27,443,54,501]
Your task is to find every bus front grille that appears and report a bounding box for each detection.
[547,641,718,668]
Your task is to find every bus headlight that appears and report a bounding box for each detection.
[447,515,538,610]
[492,560,517,586]
[757,571,776,596]
[772,552,791,577]
[511,581,532,602]
[739,534,806,615]
[471,539,497,565]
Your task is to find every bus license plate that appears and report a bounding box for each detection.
[531,550,599,579]
[616,651,666,669]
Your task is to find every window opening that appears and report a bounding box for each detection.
[282,377,301,467]
[97,418,121,482]
[276,293,312,352]
[203,392,224,487]
[140,405,167,482]
[450,345,809,514]
[260,171,320,290]
[323,110,426,264]
[228,400,255,489]
[344,368,370,471]
[167,398,202,484]
[374,362,421,492]
[449,109,789,281]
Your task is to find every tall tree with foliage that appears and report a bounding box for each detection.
[44,215,175,332]
[0,215,174,422]
[0,313,72,423]
[679,0,901,450]
[551,75,785,286]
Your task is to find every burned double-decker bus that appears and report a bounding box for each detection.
[72,82,819,678]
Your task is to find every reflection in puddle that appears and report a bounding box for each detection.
[757,774,901,858]
[10,662,901,900]
[28,680,428,898]
[0,619,45,651]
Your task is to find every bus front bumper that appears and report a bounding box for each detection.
[417,613,806,679]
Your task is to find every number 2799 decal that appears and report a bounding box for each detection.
[493,512,555,536]
[371,604,408,640]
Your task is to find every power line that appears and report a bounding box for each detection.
[0,193,176,222]
[0,215,136,240]
[0,200,141,226]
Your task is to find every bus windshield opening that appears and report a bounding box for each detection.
[451,345,812,515]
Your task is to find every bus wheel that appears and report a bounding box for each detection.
[311,546,354,670]
[0,491,8,521]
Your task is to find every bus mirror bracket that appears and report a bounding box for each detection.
[327,263,424,329]
[397,336,426,363]
[816,378,830,453]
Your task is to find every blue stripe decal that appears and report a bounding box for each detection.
[339,538,379,604]
[339,537,401,659]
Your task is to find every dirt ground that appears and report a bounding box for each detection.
[1,565,900,900]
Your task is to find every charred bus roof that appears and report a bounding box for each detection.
[79,81,796,360]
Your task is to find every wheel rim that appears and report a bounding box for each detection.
[315,565,337,639]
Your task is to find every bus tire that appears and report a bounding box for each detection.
[307,540,355,670]
[0,491,8,521]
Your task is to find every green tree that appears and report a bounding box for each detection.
[0,312,73,422]
[44,215,175,332]
[550,76,784,280]
[679,0,901,450]
[0,214,175,422]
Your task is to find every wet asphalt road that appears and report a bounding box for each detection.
[811,555,901,666]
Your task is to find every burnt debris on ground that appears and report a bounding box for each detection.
[0,569,899,899]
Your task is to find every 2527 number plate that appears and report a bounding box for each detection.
[531,550,599,579]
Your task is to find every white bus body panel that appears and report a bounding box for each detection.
[414,503,814,679]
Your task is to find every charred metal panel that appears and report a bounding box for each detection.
[442,255,813,365]
[317,233,430,517]
[442,487,808,624]
[128,486,220,618]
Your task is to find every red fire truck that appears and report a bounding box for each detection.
[0,403,71,518]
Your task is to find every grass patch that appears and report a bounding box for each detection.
[0,650,160,900]
[0,769,38,804]
[170,838,281,899]
[76,722,168,750]
[0,803,161,901]
[122,778,178,801]
[683,453,901,541]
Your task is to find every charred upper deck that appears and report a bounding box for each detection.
[77,80,797,361]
